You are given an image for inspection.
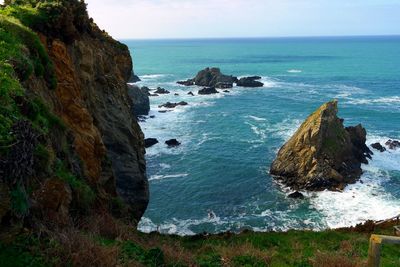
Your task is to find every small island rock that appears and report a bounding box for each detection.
[165,139,181,147]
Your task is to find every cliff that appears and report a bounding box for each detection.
[0,0,148,237]
[270,100,372,191]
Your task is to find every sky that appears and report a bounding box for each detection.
[3,0,400,39]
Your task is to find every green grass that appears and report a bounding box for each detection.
[55,161,96,212]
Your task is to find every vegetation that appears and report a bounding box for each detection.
[0,216,399,267]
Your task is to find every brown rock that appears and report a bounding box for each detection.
[270,100,372,191]
[34,179,72,225]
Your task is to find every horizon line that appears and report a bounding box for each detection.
[119,34,400,41]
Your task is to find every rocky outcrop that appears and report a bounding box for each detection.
[236,76,264,87]
[129,71,141,83]
[166,139,181,147]
[0,0,148,226]
[270,100,372,191]
[145,138,159,148]
[198,87,219,95]
[127,85,150,116]
[154,87,170,94]
[158,101,188,109]
[386,140,400,150]
[178,67,237,88]
[371,143,386,152]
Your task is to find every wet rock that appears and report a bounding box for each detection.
[198,87,219,95]
[158,101,188,109]
[154,87,170,94]
[215,82,233,89]
[128,71,141,83]
[236,76,264,87]
[223,90,230,93]
[174,93,179,96]
[127,84,150,116]
[270,100,372,191]
[177,79,195,86]
[165,139,181,147]
[386,139,400,150]
[188,91,195,96]
[150,115,155,119]
[288,191,304,199]
[371,142,386,152]
[195,67,237,87]
[144,138,159,148]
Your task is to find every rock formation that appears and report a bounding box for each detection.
[127,85,150,116]
[371,143,386,152]
[236,76,264,87]
[270,100,372,191]
[178,67,238,88]
[198,87,219,95]
[158,101,188,109]
[154,87,170,94]
[386,140,400,150]
[0,0,148,230]
[166,139,181,147]
[145,138,159,148]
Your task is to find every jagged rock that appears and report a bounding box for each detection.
[158,101,188,109]
[215,82,233,89]
[198,87,219,95]
[193,67,237,87]
[144,138,159,148]
[165,139,181,147]
[236,76,264,87]
[270,100,372,191]
[177,79,194,86]
[371,143,386,152]
[127,84,150,116]
[150,115,155,119]
[128,71,141,83]
[188,92,195,96]
[223,90,230,93]
[33,178,72,226]
[386,139,400,150]
[174,93,179,96]
[288,191,304,199]
[154,87,170,94]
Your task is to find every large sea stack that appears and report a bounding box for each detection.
[270,100,372,191]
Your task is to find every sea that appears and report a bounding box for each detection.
[123,36,400,236]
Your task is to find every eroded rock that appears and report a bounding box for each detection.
[270,100,372,191]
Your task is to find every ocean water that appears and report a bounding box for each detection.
[123,37,400,236]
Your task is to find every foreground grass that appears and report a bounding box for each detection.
[1,216,399,267]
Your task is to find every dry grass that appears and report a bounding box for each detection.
[45,229,119,267]
[311,252,365,267]
[216,242,271,266]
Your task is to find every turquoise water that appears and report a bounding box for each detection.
[124,37,400,235]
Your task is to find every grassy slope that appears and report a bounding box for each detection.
[1,219,400,267]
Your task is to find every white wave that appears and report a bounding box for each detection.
[246,115,267,121]
[138,214,225,236]
[287,69,302,73]
[346,96,400,105]
[309,133,400,229]
[159,163,171,169]
[149,173,189,181]
[140,74,170,80]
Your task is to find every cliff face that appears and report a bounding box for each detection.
[0,0,148,233]
[270,100,372,191]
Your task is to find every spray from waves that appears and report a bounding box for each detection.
[149,173,189,181]
[140,74,171,80]
[287,69,302,73]
[309,134,400,229]
[346,96,400,105]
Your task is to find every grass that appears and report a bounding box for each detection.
[1,217,399,267]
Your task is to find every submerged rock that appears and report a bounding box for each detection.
[165,139,181,147]
[177,79,195,86]
[386,139,400,150]
[158,101,188,109]
[127,84,150,116]
[198,87,219,95]
[236,76,264,87]
[154,87,170,94]
[144,138,159,148]
[371,142,386,152]
[270,100,372,191]
[188,91,195,96]
[288,191,304,199]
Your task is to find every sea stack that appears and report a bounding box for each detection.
[270,100,372,191]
